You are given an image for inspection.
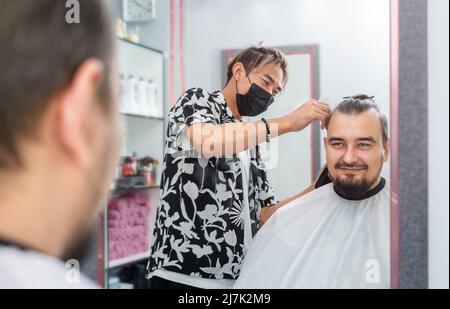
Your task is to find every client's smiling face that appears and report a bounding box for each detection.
[325,109,389,199]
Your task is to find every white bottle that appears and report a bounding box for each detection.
[133,75,140,115]
[155,85,163,118]
[137,77,148,116]
[119,74,127,113]
[126,75,137,115]
[147,80,157,117]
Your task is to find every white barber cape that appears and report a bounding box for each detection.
[0,246,98,289]
[234,179,390,289]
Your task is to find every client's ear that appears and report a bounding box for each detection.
[383,140,390,163]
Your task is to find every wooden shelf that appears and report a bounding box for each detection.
[111,184,160,193]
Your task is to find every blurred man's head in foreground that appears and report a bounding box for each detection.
[0,0,121,260]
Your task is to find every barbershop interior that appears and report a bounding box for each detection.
[0,0,448,290]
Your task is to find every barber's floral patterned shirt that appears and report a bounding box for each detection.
[146,88,275,280]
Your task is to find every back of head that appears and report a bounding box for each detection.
[0,0,114,170]
[0,0,119,265]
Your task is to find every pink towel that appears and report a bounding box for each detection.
[108,192,152,261]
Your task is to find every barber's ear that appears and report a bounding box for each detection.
[232,62,244,81]
[54,58,105,169]
[383,140,390,162]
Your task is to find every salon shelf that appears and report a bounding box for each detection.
[111,184,160,194]
[107,252,149,270]
[96,37,166,288]
[121,112,164,121]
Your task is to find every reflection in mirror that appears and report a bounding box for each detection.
[103,0,394,289]
[197,0,392,289]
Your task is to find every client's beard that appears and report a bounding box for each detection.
[331,162,376,200]
[333,176,372,200]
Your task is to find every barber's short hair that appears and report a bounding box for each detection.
[330,94,389,143]
[0,0,114,169]
[226,46,288,87]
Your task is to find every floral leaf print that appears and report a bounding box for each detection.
[204,230,224,251]
[183,181,199,201]
[152,244,168,260]
[170,235,190,262]
[199,188,221,205]
[214,259,224,280]
[161,178,176,200]
[216,183,233,202]
[259,189,275,202]
[190,244,213,259]
[199,266,218,276]
[198,204,227,232]
[179,198,193,224]
[170,169,182,186]
[226,247,234,260]
[173,221,198,240]
[218,171,226,183]
[162,258,182,270]
[224,230,237,247]
[197,204,217,221]
[164,212,180,228]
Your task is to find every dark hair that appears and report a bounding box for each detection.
[0,0,114,169]
[226,46,288,86]
[331,95,389,143]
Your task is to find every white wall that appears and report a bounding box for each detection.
[428,0,449,289]
[184,0,390,176]
[185,0,390,104]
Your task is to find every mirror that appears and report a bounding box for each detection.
[186,0,392,288]
[104,0,394,289]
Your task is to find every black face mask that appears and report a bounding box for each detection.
[236,77,274,117]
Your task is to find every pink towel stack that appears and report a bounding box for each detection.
[108,192,151,261]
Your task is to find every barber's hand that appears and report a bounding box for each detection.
[285,99,331,132]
